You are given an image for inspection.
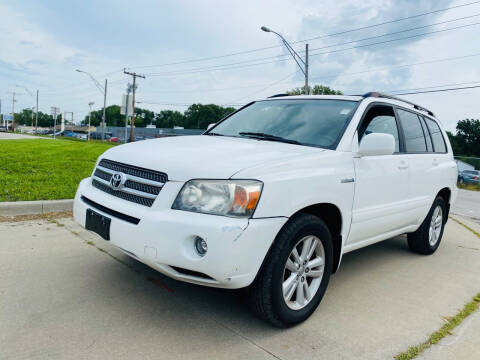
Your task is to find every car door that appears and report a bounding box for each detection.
[395,108,434,226]
[348,104,410,248]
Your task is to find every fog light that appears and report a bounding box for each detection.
[194,236,208,256]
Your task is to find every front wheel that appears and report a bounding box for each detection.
[407,196,446,255]
[248,214,333,327]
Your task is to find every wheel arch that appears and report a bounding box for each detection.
[292,203,343,273]
[437,187,452,219]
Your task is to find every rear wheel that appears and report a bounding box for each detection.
[248,214,333,327]
[407,196,446,255]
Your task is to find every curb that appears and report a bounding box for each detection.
[0,199,74,216]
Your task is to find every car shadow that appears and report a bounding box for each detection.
[94,234,411,335]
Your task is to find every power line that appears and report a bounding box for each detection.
[384,80,480,94]
[144,22,480,77]
[135,101,243,107]
[126,0,480,71]
[224,71,297,105]
[310,21,480,57]
[387,84,480,95]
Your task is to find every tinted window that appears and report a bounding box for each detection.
[359,105,399,152]
[397,109,427,152]
[209,99,358,149]
[424,118,447,153]
[464,170,479,175]
[420,117,433,152]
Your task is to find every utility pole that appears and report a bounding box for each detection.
[35,90,39,134]
[305,44,309,95]
[102,79,107,142]
[123,83,134,144]
[88,102,94,141]
[123,69,145,142]
[6,92,20,132]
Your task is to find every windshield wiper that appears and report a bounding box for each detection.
[206,132,225,136]
[238,132,301,145]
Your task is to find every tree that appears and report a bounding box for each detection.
[454,119,480,157]
[184,104,236,129]
[14,109,54,127]
[154,110,184,128]
[81,105,154,128]
[286,84,342,95]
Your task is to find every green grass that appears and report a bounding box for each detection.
[0,139,115,201]
[457,183,480,191]
[395,293,480,360]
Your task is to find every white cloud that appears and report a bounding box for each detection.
[1,0,479,128]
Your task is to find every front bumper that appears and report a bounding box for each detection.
[73,178,287,289]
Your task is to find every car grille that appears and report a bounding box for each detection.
[91,159,167,207]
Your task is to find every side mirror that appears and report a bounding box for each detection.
[207,123,216,130]
[359,133,395,157]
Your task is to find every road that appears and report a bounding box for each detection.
[0,132,45,140]
[451,188,480,227]
[1,215,479,360]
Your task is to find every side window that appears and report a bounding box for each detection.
[424,118,447,153]
[397,109,427,152]
[358,105,399,152]
[419,117,433,152]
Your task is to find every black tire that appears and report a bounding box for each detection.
[248,213,333,327]
[407,196,446,255]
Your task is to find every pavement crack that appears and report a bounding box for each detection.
[210,319,285,360]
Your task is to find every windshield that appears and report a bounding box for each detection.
[206,99,358,149]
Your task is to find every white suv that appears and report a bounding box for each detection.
[73,93,457,326]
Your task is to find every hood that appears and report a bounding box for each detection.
[100,135,323,181]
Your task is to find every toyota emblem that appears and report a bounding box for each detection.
[110,172,126,190]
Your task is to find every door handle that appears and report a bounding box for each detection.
[432,159,439,166]
[398,160,409,170]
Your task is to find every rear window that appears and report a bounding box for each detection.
[464,170,480,175]
[424,118,447,153]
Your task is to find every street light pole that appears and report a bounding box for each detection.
[261,26,310,95]
[76,69,107,142]
[35,90,39,134]
[16,85,38,130]
[88,102,94,141]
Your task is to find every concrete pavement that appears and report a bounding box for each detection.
[1,215,479,359]
[451,189,480,227]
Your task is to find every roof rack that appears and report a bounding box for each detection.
[362,92,435,117]
[267,93,290,98]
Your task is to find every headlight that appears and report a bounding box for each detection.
[172,179,263,218]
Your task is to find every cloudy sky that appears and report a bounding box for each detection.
[1,0,479,131]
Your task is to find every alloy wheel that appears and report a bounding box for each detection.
[429,205,443,247]
[282,235,325,310]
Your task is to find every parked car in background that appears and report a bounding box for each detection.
[108,137,119,143]
[89,132,112,140]
[74,93,457,327]
[63,131,77,137]
[458,170,480,184]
